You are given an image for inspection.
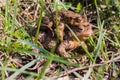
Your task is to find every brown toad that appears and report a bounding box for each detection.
[35,10,93,61]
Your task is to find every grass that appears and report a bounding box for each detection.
[0,0,120,80]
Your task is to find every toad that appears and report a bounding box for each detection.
[35,10,93,62]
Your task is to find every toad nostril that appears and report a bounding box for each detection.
[85,28,93,36]
[89,30,93,35]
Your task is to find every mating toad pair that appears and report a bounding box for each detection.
[34,10,93,62]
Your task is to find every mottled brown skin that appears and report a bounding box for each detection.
[38,10,93,62]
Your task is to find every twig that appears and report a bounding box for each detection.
[52,54,120,78]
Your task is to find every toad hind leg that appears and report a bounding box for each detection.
[57,40,88,63]
[57,40,79,63]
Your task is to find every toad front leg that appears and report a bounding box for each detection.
[56,23,64,42]
[57,40,86,63]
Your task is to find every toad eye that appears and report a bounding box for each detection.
[79,26,84,31]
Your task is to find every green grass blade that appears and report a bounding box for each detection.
[37,54,53,80]
[0,67,38,77]
[19,40,79,66]
[93,22,104,60]
[35,0,44,44]
[93,0,104,61]
[6,59,38,80]
[82,67,93,80]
